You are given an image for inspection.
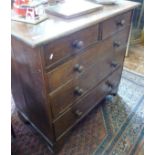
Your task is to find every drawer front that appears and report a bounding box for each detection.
[101,11,132,40]
[53,67,122,138]
[49,51,118,118]
[47,26,130,93]
[44,24,99,68]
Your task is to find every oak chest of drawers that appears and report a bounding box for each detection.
[11,1,139,152]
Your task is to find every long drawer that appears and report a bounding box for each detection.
[53,67,123,139]
[47,27,130,93]
[43,24,99,69]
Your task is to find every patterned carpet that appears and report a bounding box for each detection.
[11,69,144,155]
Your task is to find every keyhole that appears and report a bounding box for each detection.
[49,53,53,60]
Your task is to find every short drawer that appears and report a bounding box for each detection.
[43,24,99,68]
[101,11,132,40]
[49,51,118,118]
[47,26,130,93]
[53,67,122,138]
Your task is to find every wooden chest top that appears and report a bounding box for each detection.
[11,1,140,47]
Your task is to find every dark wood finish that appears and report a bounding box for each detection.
[47,26,130,93]
[48,26,130,118]
[11,38,55,144]
[11,10,134,153]
[53,67,122,138]
[101,11,132,40]
[11,50,27,113]
[43,24,99,69]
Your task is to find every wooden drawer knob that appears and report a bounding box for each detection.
[74,109,83,117]
[72,40,84,49]
[116,19,125,26]
[74,87,84,96]
[113,41,121,47]
[111,61,118,68]
[74,64,84,73]
[105,81,114,89]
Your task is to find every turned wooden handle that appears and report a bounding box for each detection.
[111,61,118,68]
[113,41,121,47]
[74,87,84,96]
[72,40,84,49]
[74,109,83,117]
[105,81,114,89]
[116,19,125,26]
[74,64,84,73]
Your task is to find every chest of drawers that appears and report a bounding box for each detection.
[11,1,139,152]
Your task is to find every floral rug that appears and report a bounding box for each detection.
[11,69,144,155]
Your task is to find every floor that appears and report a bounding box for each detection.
[124,44,144,75]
